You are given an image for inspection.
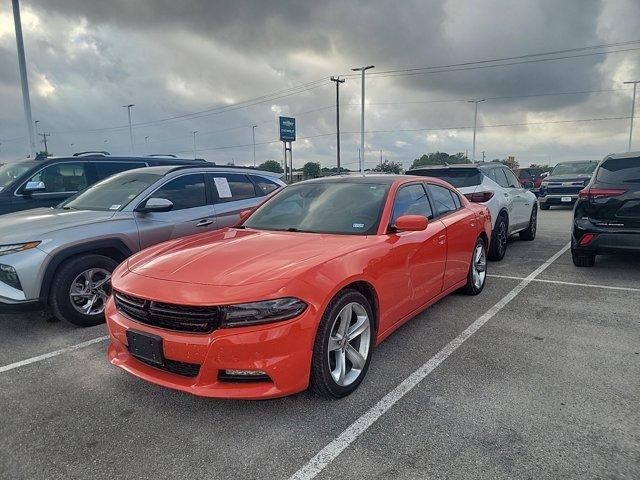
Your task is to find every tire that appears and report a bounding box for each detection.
[49,254,118,327]
[519,205,538,241]
[460,237,488,295]
[488,213,508,261]
[572,249,595,267]
[540,203,550,210]
[310,289,374,399]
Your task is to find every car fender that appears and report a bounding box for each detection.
[38,238,134,303]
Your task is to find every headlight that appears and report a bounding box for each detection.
[0,241,41,257]
[220,297,307,328]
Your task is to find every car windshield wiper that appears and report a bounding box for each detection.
[285,227,300,232]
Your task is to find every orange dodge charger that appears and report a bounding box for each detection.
[106,175,492,399]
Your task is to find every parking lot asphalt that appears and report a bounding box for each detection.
[1,207,638,479]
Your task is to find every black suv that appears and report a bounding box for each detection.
[0,153,207,215]
[572,152,640,267]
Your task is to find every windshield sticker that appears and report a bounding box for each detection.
[352,223,365,228]
[214,177,233,198]
[109,204,121,210]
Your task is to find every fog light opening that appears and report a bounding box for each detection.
[0,264,22,291]
[218,369,272,383]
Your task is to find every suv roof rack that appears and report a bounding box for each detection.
[165,164,281,175]
[147,154,177,158]
[73,151,110,157]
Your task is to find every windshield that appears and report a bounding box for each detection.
[409,168,482,188]
[596,157,640,184]
[243,182,389,235]
[551,161,598,176]
[59,171,162,211]
[0,161,36,191]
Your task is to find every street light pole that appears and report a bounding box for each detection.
[12,0,36,157]
[351,65,375,175]
[122,104,135,153]
[144,136,150,153]
[468,99,486,162]
[624,81,639,151]
[192,131,198,159]
[251,125,257,167]
[330,76,345,172]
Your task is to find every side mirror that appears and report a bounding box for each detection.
[24,181,46,194]
[135,197,174,213]
[238,209,254,222]
[393,215,428,232]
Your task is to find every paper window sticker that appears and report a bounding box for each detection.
[214,177,233,198]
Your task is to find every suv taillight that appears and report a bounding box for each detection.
[464,191,495,203]
[579,188,626,200]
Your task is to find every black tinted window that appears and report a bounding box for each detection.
[251,176,280,196]
[94,162,146,180]
[392,184,433,223]
[429,184,457,215]
[152,174,206,210]
[596,157,640,184]
[25,162,88,193]
[409,168,481,188]
[211,173,256,202]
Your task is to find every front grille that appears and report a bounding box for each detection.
[131,354,201,377]
[546,186,581,195]
[114,292,220,333]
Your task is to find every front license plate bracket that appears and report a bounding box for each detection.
[126,329,164,366]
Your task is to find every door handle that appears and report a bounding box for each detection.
[503,192,509,197]
[437,235,446,245]
[196,219,215,227]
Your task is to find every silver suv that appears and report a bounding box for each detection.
[0,165,285,326]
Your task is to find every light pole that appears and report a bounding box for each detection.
[34,120,40,136]
[330,76,345,172]
[251,125,257,167]
[351,65,375,175]
[468,99,486,162]
[122,104,135,153]
[192,131,198,159]
[624,80,639,151]
[12,0,36,157]
[144,135,150,153]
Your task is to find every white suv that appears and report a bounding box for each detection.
[408,163,538,260]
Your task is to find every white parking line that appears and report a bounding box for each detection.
[488,274,640,293]
[0,335,108,374]
[289,242,571,480]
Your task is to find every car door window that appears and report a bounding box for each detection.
[503,168,520,188]
[210,173,257,202]
[94,162,146,181]
[428,184,458,216]
[451,191,462,209]
[23,162,88,193]
[391,184,433,224]
[251,175,280,196]
[494,168,511,188]
[151,174,206,210]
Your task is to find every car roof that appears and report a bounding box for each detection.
[297,174,408,185]
[603,151,640,160]
[31,155,204,164]
[122,164,283,178]
[407,163,500,173]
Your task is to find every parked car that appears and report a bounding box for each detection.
[106,175,492,399]
[0,165,285,326]
[0,152,207,215]
[514,167,549,195]
[538,160,598,210]
[407,163,538,261]
[571,152,640,267]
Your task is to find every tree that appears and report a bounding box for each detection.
[494,155,519,170]
[302,161,321,178]
[258,159,283,173]
[529,163,552,172]
[410,151,470,169]
[373,159,403,174]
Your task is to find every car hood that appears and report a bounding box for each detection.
[0,208,115,244]
[544,173,592,183]
[128,228,371,286]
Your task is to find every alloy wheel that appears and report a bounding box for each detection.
[472,242,487,289]
[530,208,537,236]
[327,302,371,387]
[69,268,112,316]
[497,220,507,255]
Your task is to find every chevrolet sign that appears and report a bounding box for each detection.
[279,116,296,142]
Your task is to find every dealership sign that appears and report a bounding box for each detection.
[279,116,296,142]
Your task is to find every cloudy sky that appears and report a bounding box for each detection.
[0,0,639,169]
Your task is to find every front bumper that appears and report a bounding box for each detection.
[0,247,49,308]
[538,194,578,206]
[106,297,316,399]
